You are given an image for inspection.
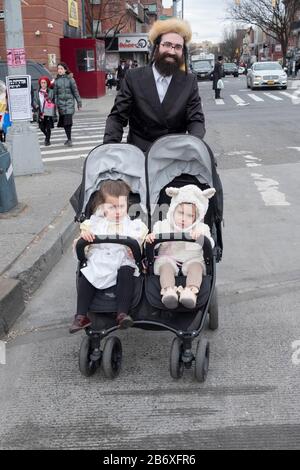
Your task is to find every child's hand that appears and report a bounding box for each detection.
[145,233,156,244]
[126,247,134,259]
[81,230,95,243]
[190,228,204,240]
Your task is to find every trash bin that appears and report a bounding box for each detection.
[0,142,18,213]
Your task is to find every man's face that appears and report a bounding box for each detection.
[154,32,184,76]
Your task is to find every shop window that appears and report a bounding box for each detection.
[76,49,95,72]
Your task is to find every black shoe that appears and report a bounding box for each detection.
[64,139,72,146]
[44,140,51,146]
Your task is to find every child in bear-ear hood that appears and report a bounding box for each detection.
[146,184,215,310]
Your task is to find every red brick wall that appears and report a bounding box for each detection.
[0,0,82,73]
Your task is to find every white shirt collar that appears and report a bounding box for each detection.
[152,64,173,85]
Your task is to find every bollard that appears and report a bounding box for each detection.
[0,142,18,213]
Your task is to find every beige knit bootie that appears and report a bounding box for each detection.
[178,286,199,309]
[161,286,178,309]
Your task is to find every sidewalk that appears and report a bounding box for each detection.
[0,91,115,337]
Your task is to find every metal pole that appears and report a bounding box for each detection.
[81,0,86,38]
[182,0,184,19]
[4,0,44,176]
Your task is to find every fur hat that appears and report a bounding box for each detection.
[166,185,216,230]
[148,18,192,45]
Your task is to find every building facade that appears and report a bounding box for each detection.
[0,0,83,73]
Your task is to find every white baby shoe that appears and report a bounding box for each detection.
[161,287,178,309]
[178,286,199,309]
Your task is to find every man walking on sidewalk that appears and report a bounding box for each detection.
[212,56,224,100]
[103,18,206,153]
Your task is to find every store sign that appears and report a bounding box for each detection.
[275,44,282,52]
[118,36,149,52]
[0,10,5,20]
[68,0,79,28]
[6,75,32,121]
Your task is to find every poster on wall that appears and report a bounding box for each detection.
[7,48,26,67]
[6,75,32,121]
[68,0,79,28]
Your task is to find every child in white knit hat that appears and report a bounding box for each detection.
[146,184,215,309]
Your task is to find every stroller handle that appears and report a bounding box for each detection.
[145,232,214,267]
[76,235,142,266]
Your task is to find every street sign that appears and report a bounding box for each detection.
[0,10,5,20]
[6,75,32,121]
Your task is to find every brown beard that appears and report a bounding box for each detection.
[154,50,184,76]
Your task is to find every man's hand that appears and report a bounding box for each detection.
[126,247,134,259]
[81,230,95,243]
[145,233,156,244]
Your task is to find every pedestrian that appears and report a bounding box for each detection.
[69,180,148,333]
[53,62,82,147]
[116,58,129,91]
[146,185,215,310]
[32,76,55,146]
[104,18,205,153]
[212,55,224,99]
[106,71,114,90]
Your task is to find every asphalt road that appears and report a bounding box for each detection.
[0,77,300,450]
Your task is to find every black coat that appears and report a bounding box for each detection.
[212,62,223,90]
[104,65,206,153]
[117,64,129,80]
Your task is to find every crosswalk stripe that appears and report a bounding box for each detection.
[247,94,264,102]
[40,139,101,149]
[41,145,96,155]
[263,92,283,101]
[230,94,246,104]
[280,91,296,99]
[215,98,225,105]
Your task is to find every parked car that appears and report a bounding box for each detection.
[223,62,239,77]
[0,60,53,93]
[246,61,287,90]
[191,60,214,81]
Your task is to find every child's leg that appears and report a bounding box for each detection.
[186,262,203,291]
[159,263,178,309]
[69,274,95,333]
[179,262,203,309]
[116,266,135,328]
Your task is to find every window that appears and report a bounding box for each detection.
[89,0,101,4]
[147,4,157,13]
[93,20,102,36]
[76,49,95,72]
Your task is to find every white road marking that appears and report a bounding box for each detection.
[41,146,95,155]
[287,147,300,152]
[248,94,264,102]
[263,92,283,101]
[280,91,297,99]
[230,94,246,104]
[40,139,101,149]
[42,155,85,162]
[215,98,225,105]
[251,173,290,206]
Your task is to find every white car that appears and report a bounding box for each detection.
[246,61,287,90]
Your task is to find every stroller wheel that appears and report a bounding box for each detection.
[79,336,98,377]
[208,286,219,330]
[169,338,184,379]
[194,338,209,382]
[102,336,122,379]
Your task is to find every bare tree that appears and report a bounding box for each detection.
[219,26,240,61]
[227,0,300,65]
[85,0,131,43]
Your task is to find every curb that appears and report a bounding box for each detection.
[0,203,79,338]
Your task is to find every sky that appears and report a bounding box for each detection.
[162,0,233,44]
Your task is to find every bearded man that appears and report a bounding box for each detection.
[103,18,206,153]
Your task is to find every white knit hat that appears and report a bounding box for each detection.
[166,184,216,230]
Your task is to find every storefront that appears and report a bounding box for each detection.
[105,33,150,71]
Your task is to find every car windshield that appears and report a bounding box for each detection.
[193,61,210,70]
[253,63,282,71]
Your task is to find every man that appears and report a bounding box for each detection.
[116,59,129,91]
[103,18,206,153]
[212,55,224,100]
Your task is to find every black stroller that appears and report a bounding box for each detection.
[70,135,223,382]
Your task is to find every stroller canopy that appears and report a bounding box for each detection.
[71,143,147,218]
[146,135,214,214]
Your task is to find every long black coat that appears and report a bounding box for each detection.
[212,62,223,90]
[104,65,206,153]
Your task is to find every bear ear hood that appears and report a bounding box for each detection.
[166,184,216,230]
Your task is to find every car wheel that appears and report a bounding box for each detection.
[281,86,287,90]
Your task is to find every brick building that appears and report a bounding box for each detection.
[0,0,83,73]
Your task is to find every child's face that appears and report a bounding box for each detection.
[102,195,128,222]
[173,203,196,229]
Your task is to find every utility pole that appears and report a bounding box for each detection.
[4,0,44,176]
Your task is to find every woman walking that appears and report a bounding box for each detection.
[53,62,82,147]
[33,76,55,146]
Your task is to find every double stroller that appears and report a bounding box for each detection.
[70,134,223,382]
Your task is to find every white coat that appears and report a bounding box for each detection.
[80,214,148,289]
